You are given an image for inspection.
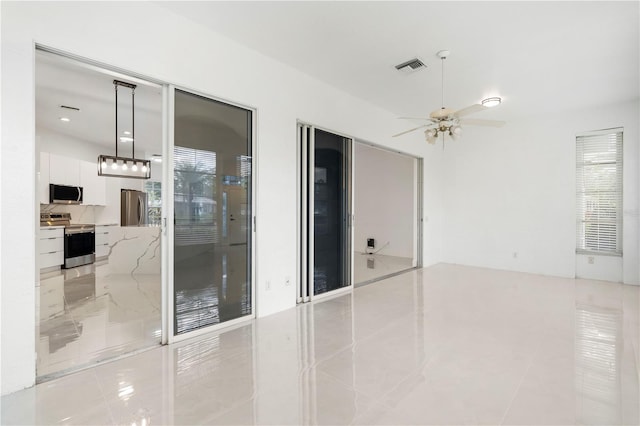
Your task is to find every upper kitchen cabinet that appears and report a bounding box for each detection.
[80,160,106,206]
[49,153,80,186]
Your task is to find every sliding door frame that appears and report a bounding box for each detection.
[164,85,257,344]
[297,121,354,304]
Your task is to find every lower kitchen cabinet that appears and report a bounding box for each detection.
[95,225,112,259]
[39,227,64,269]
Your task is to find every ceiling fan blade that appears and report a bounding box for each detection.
[460,118,506,127]
[392,124,430,137]
[453,104,487,118]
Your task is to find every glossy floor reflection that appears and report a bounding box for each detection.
[354,252,414,284]
[6,264,639,425]
[36,261,161,380]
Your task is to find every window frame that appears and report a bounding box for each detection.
[575,128,623,256]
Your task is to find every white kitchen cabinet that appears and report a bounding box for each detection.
[39,227,64,269]
[80,160,106,206]
[49,153,80,186]
[39,152,50,204]
[95,225,113,259]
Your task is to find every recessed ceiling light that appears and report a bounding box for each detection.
[59,117,71,122]
[123,131,131,135]
[151,154,162,163]
[482,97,502,108]
[119,136,134,143]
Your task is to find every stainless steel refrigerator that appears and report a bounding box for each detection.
[121,189,148,226]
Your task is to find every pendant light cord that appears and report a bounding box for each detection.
[131,87,135,159]
[114,83,118,158]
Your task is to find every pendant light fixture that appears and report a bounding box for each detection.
[98,79,151,179]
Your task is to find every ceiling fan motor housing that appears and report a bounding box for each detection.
[430,107,456,120]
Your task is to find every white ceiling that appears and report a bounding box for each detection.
[36,50,163,156]
[36,2,639,150]
[160,1,639,121]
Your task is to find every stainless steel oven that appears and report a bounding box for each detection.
[64,224,95,268]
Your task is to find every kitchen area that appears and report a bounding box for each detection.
[35,50,163,380]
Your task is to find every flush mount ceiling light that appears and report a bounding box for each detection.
[394,50,506,147]
[59,117,71,122]
[98,80,151,179]
[481,97,502,108]
[151,154,162,163]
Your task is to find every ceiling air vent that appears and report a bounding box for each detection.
[395,58,426,74]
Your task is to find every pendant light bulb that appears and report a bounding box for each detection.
[111,161,118,170]
[122,162,128,171]
[132,163,138,172]
[141,164,148,173]
[101,160,107,169]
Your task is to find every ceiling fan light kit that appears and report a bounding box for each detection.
[481,96,502,108]
[393,50,506,144]
[98,79,151,179]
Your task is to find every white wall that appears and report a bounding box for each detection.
[441,100,639,284]
[354,143,415,258]
[0,2,432,394]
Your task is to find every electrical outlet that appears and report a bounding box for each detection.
[266,280,271,290]
[285,276,291,286]
[588,256,595,264]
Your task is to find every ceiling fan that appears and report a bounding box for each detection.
[393,50,505,144]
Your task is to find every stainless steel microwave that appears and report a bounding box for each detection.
[49,184,83,204]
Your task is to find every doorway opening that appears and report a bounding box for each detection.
[352,142,423,286]
[35,48,164,381]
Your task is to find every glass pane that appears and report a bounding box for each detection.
[173,89,252,335]
[313,129,350,295]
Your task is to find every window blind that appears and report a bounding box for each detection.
[576,129,623,255]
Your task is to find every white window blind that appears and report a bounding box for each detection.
[576,128,623,255]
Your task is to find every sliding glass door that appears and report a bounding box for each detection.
[299,124,352,302]
[170,88,253,337]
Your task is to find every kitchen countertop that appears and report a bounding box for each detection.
[40,225,65,229]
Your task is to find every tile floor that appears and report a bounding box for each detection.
[353,252,414,284]
[5,264,638,425]
[36,261,162,380]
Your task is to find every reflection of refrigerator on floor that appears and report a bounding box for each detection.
[121,189,148,226]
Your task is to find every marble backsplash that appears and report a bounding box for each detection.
[41,204,98,224]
